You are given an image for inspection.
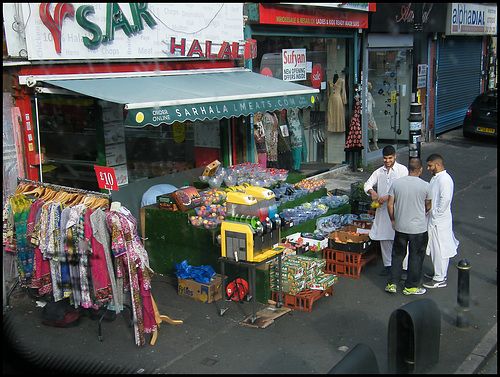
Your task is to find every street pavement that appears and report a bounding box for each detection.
[3,127,497,374]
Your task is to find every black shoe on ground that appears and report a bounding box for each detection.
[379,266,391,276]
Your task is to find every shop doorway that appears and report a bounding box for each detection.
[365,48,411,153]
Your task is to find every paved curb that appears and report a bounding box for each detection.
[454,322,497,374]
[311,164,351,180]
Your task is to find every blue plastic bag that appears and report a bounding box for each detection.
[174,260,216,284]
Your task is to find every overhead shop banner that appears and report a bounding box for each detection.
[446,3,497,36]
[258,3,369,28]
[127,93,315,127]
[5,3,245,60]
[39,68,319,127]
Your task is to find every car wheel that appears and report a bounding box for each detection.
[463,129,474,138]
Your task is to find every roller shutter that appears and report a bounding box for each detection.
[435,37,482,135]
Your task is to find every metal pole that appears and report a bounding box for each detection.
[456,259,471,328]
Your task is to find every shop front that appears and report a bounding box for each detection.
[362,3,449,163]
[434,3,497,135]
[244,3,373,167]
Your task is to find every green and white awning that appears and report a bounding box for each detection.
[42,68,319,127]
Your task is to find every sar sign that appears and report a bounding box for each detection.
[282,49,306,81]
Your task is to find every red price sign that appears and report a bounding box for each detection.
[94,166,118,191]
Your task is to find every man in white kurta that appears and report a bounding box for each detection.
[364,146,409,275]
[423,154,459,288]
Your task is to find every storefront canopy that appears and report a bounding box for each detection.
[41,68,319,127]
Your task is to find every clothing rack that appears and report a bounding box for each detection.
[8,178,127,342]
[16,178,112,200]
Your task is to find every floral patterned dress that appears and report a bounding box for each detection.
[106,205,155,346]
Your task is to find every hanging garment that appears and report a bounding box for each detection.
[263,111,278,163]
[344,97,364,152]
[326,78,347,132]
[90,208,123,312]
[253,112,267,167]
[106,206,155,346]
[9,194,34,283]
[287,107,303,149]
[367,91,378,131]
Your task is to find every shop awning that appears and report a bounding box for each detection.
[41,68,319,127]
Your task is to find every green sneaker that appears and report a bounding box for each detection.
[385,284,397,293]
[403,287,426,295]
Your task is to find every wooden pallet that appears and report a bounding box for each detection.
[241,305,291,329]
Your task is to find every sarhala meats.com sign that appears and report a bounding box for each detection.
[282,49,307,81]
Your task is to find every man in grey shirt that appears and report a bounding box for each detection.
[385,158,432,295]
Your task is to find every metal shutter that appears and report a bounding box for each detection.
[435,37,482,135]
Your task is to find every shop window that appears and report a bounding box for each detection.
[124,122,196,181]
[36,96,101,191]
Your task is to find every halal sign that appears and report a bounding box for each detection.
[311,65,322,89]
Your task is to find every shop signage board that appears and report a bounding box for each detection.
[282,49,307,82]
[417,64,427,89]
[445,3,497,35]
[7,3,246,60]
[258,3,369,28]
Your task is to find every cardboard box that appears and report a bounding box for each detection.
[171,186,203,212]
[177,274,228,303]
[328,225,373,253]
[285,233,329,251]
[156,193,178,211]
[202,160,221,177]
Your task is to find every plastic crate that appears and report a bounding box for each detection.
[328,188,350,197]
[322,248,377,279]
[350,200,371,215]
[271,286,334,312]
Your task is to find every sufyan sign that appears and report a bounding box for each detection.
[282,49,307,82]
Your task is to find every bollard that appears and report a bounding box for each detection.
[456,259,471,328]
[388,298,441,374]
[328,343,379,374]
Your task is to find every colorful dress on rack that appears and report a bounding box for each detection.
[263,111,278,165]
[106,206,156,346]
[9,194,34,284]
[344,97,364,152]
[90,208,123,312]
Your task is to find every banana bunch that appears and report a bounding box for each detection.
[224,183,250,193]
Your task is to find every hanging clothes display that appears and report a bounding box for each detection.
[277,109,293,172]
[326,76,347,132]
[106,203,156,347]
[344,96,364,152]
[262,111,278,167]
[287,107,303,171]
[253,112,267,167]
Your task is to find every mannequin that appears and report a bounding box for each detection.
[326,73,347,132]
[366,82,379,151]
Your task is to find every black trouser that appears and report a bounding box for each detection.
[389,231,428,289]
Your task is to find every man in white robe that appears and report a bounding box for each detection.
[364,146,409,276]
[423,154,459,289]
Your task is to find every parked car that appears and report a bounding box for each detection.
[462,89,497,138]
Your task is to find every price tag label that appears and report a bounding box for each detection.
[94,166,118,191]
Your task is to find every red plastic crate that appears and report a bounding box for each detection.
[322,248,377,279]
[271,286,334,312]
